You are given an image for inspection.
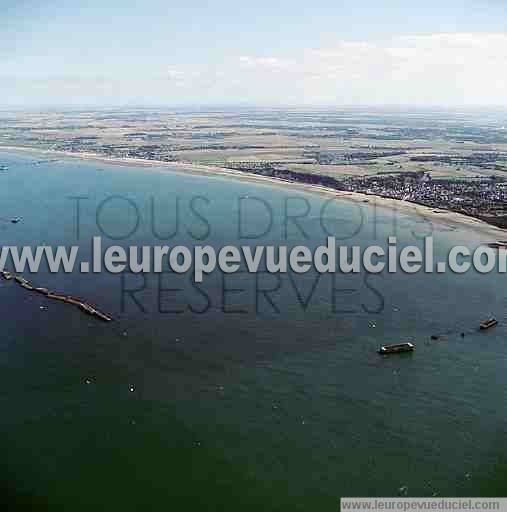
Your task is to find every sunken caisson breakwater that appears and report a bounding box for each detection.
[1,270,112,322]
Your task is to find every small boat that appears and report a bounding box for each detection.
[10,217,21,224]
[378,342,415,354]
[480,318,498,330]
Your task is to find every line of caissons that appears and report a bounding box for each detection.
[1,270,112,322]
[379,317,498,354]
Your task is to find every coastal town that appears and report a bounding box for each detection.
[340,172,507,228]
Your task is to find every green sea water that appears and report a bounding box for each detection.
[0,150,506,510]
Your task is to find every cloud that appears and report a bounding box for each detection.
[239,56,297,72]
[231,33,507,105]
[3,33,506,106]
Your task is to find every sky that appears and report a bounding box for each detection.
[1,0,507,107]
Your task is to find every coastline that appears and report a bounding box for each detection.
[1,144,506,240]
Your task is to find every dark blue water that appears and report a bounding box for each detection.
[1,150,506,510]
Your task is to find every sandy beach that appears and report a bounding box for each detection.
[1,144,506,241]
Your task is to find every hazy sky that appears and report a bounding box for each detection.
[2,0,506,107]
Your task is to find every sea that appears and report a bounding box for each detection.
[0,149,506,510]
